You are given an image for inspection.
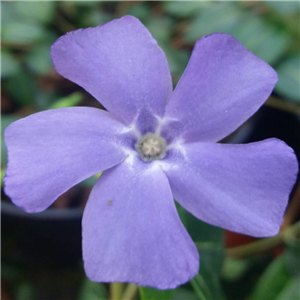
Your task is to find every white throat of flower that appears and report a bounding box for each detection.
[135,132,167,162]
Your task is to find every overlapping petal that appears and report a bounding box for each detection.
[51,16,172,126]
[162,139,298,237]
[4,107,128,213]
[82,158,199,289]
[164,33,277,143]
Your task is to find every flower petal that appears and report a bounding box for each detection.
[162,139,298,237]
[51,15,172,125]
[4,107,128,213]
[82,158,199,289]
[163,33,277,143]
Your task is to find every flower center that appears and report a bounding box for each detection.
[135,132,167,162]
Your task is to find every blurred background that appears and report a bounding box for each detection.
[1,1,300,300]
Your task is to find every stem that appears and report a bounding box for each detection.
[121,284,138,300]
[265,96,300,116]
[110,283,124,300]
[227,221,300,259]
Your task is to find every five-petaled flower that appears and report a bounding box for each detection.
[4,16,298,289]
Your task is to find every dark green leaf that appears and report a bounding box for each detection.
[173,288,199,300]
[7,71,37,106]
[1,115,18,167]
[139,286,174,300]
[285,238,300,276]
[249,254,290,300]
[78,278,108,300]
[177,204,224,244]
[16,282,35,300]
[1,50,20,78]
[275,56,300,103]
[192,243,226,300]
[275,275,300,300]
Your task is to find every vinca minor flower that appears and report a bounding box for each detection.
[4,16,298,289]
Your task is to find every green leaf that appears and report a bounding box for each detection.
[146,18,174,45]
[173,288,199,300]
[139,286,174,300]
[1,50,20,78]
[159,44,190,84]
[49,92,83,109]
[14,1,55,24]
[192,243,226,300]
[285,238,300,276]
[233,15,289,64]
[126,3,151,22]
[7,71,37,106]
[249,254,290,300]
[16,282,34,300]
[163,1,209,17]
[275,275,300,300]
[1,115,18,167]
[185,2,244,43]
[275,56,300,103]
[1,2,18,26]
[177,204,224,244]
[185,3,289,64]
[26,45,53,75]
[263,1,300,16]
[1,168,5,188]
[2,21,47,45]
[78,278,108,300]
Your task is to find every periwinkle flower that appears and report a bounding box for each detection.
[4,16,298,289]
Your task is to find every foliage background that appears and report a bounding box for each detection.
[1,1,300,300]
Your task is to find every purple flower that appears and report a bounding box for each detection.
[4,16,298,289]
